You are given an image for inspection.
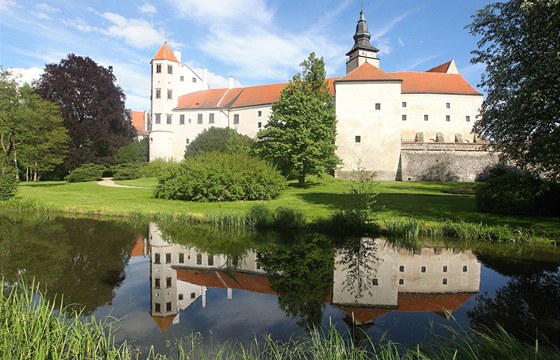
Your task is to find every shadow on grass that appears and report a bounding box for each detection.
[20,182,67,188]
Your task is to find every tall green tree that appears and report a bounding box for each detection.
[185,127,254,158]
[256,53,339,187]
[35,54,136,171]
[468,0,560,182]
[0,70,69,181]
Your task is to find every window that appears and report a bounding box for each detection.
[257,122,262,128]
[446,102,451,109]
[166,302,172,312]
[466,116,471,122]
[186,138,190,144]
[209,113,214,124]
[424,114,429,121]
[165,253,171,264]
[463,265,468,272]
[166,115,172,125]
[179,253,184,263]
[155,89,161,99]
[257,110,262,117]
[167,90,172,100]
[402,114,407,121]
[402,101,407,108]
[399,265,405,272]
[372,278,378,286]
[399,279,404,285]
[442,278,448,285]
[446,115,450,122]
[197,114,203,124]
[178,294,184,300]
[233,114,239,125]
[421,266,427,273]
[355,135,361,143]
[375,103,381,110]
[196,254,202,265]
[180,76,184,82]
[154,303,161,313]
[167,65,173,74]
[154,278,160,289]
[208,255,214,266]
[180,114,185,125]
[154,253,160,264]
[443,265,448,273]
[156,64,162,73]
[191,292,196,299]
[192,77,197,83]
[155,114,161,124]
[166,277,172,288]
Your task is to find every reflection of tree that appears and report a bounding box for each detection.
[257,232,334,330]
[336,237,382,300]
[468,271,560,346]
[0,214,137,314]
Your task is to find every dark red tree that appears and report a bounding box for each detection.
[35,54,136,170]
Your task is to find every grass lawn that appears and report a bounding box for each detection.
[6,176,559,240]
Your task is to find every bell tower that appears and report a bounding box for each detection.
[346,10,380,73]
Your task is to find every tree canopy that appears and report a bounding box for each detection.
[255,53,340,186]
[0,69,69,180]
[35,54,136,171]
[184,127,254,158]
[468,0,560,182]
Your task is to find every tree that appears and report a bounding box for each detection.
[468,0,560,182]
[116,137,148,164]
[35,54,136,171]
[0,70,69,181]
[256,53,340,187]
[184,127,254,158]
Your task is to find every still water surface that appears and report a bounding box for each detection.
[1,213,558,355]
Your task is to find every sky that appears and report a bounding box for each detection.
[0,0,497,111]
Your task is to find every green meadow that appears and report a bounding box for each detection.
[4,176,558,242]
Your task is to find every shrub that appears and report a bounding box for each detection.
[155,152,286,202]
[115,138,148,164]
[65,163,109,183]
[140,158,177,178]
[273,206,306,228]
[0,164,18,201]
[112,162,145,180]
[184,127,254,158]
[476,172,560,216]
[248,204,275,227]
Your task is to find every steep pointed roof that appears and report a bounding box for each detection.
[152,42,179,63]
[346,10,379,56]
[337,62,400,82]
[427,60,459,74]
[151,314,176,332]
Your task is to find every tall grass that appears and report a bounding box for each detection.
[419,220,534,243]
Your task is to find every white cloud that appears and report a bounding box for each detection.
[64,18,96,32]
[139,3,157,14]
[35,3,60,14]
[8,67,43,86]
[0,0,17,13]
[102,12,163,49]
[167,0,273,24]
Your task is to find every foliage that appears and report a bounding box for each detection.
[112,162,145,181]
[0,164,17,200]
[35,54,136,171]
[468,0,560,182]
[247,204,306,228]
[116,138,148,164]
[0,70,69,180]
[65,163,108,183]
[256,53,340,186]
[140,158,177,178]
[476,172,560,216]
[155,152,286,202]
[185,127,254,158]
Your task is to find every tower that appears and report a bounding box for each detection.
[150,42,179,161]
[346,10,380,73]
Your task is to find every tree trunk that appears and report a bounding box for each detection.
[298,175,305,187]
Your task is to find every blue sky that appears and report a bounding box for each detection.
[1,0,496,111]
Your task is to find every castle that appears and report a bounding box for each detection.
[148,10,496,181]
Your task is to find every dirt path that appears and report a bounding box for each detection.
[96,177,150,189]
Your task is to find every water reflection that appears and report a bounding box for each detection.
[148,224,481,334]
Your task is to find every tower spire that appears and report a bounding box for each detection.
[345,9,380,73]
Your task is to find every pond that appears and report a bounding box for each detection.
[1,213,559,356]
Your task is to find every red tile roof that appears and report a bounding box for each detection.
[151,314,176,332]
[337,62,399,82]
[426,61,452,73]
[130,236,145,257]
[131,111,148,135]
[152,42,178,63]
[393,72,481,95]
[176,268,277,295]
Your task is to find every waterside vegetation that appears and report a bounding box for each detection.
[2,280,558,360]
[2,176,558,244]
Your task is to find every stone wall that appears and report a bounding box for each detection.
[398,142,498,182]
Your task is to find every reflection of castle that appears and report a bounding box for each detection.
[146,224,480,332]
